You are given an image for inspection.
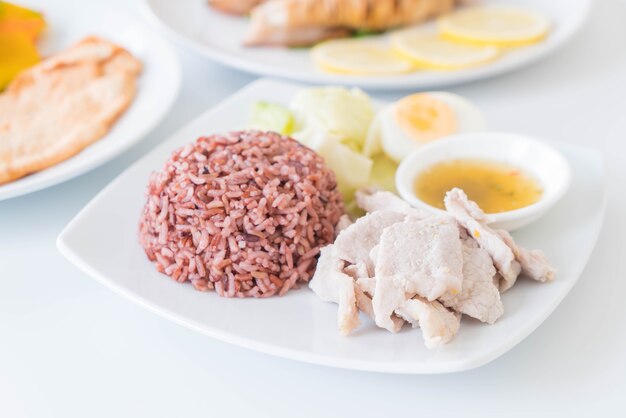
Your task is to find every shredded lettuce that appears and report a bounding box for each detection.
[290,87,375,150]
[306,132,373,202]
[249,101,295,135]
[369,154,398,193]
[362,112,383,157]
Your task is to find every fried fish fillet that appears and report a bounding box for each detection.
[0,36,141,185]
[246,0,458,46]
[208,0,266,15]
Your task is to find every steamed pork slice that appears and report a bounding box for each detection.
[333,210,406,275]
[356,188,432,219]
[369,275,406,332]
[245,0,457,46]
[355,276,375,296]
[344,262,369,281]
[369,245,379,266]
[336,214,354,235]
[356,188,411,213]
[395,297,461,349]
[354,280,405,333]
[372,216,464,331]
[346,263,397,326]
[0,36,141,185]
[444,188,522,292]
[377,217,464,299]
[309,246,360,335]
[347,261,407,332]
[497,230,556,283]
[439,238,503,324]
[354,286,375,318]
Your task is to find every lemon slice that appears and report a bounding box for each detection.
[391,28,498,70]
[311,39,414,76]
[438,6,550,47]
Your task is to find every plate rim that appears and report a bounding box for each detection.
[139,0,592,90]
[0,12,182,202]
[57,78,608,374]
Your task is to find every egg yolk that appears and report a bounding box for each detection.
[394,94,458,144]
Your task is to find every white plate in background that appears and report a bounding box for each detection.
[142,0,590,90]
[57,78,606,374]
[0,12,180,201]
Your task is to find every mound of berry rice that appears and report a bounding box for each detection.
[139,130,345,298]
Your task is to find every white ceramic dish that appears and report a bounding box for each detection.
[396,133,571,231]
[57,78,606,374]
[0,12,181,201]
[141,0,590,90]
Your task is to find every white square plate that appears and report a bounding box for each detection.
[0,11,180,201]
[57,78,606,374]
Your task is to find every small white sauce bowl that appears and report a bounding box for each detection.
[395,132,571,231]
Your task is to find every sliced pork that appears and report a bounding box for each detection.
[497,230,556,283]
[356,188,432,219]
[444,188,522,291]
[395,297,461,349]
[439,238,503,324]
[372,216,464,331]
[375,217,464,299]
[309,246,360,336]
[353,274,405,332]
[308,189,554,349]
[333,210,406,276]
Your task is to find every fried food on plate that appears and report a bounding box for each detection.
[208,0,266,15]
[0,36,141,185]
[245,0,458,46]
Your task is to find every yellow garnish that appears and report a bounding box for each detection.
[390,28,499,70]
[0,2,45,89]
[311,39,414,76]
[0,1,46,41]
[473,230,481,238]
[438,6,550,48]
[0,32,39,89]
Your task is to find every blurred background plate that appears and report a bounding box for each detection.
[0,11,180,201]
[142,0,590,91]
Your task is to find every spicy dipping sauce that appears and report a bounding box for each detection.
[414,159,543,213]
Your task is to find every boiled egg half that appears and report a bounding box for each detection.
[374,92,485,163]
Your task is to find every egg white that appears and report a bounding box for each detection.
[380,92,486,163]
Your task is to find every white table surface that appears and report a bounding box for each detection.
[2,0,626,416]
